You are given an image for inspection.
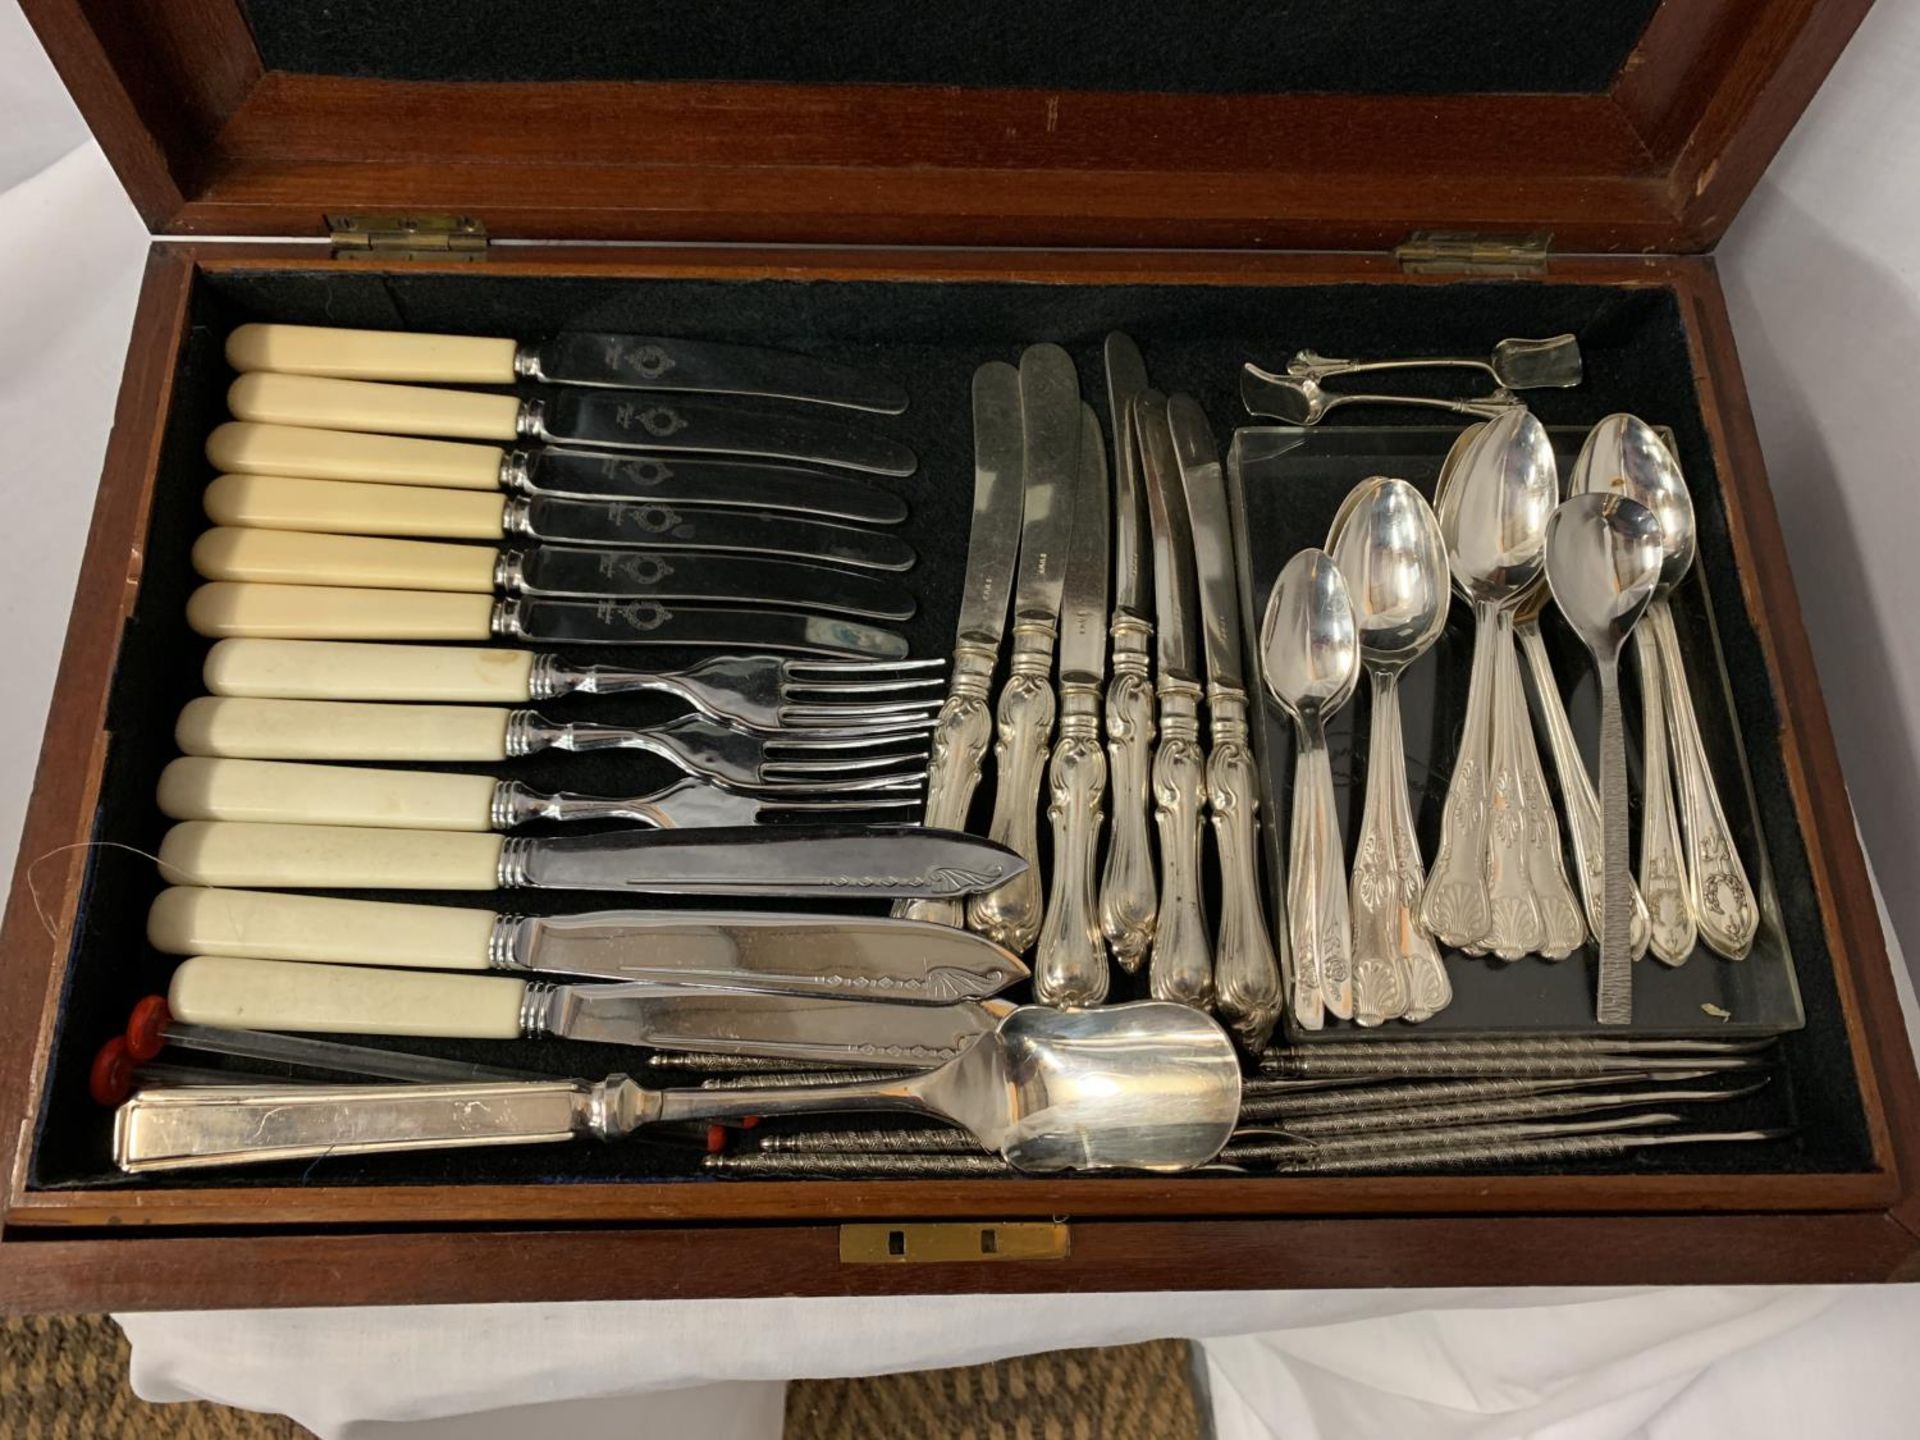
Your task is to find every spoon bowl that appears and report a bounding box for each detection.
[1327,477,1450,669]
[1441,408,1559,603]
[1544,495,1665,663]
[1260,549,1360,719]
[1570,414,1696,593]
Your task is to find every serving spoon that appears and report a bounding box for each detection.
[1327,478,1452,1024]
[114,1001,1244,1175]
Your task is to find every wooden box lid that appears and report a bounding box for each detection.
[20,1,1875,255]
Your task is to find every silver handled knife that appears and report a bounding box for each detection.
[1135,393,1215,1010]
[166,957,1006,1068]
[1168,394,1282,1051]
[1033,405,1111,1005]
[1099,334,1157,972]
[967,344,1082,954]
[228,324,910,414]
[895,362,1026,927]
[148,889,1028,1003]
[228,374,918,477]
[207,424,907,525]
[155,822,1027,900]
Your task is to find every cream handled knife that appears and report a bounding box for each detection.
[227,324,909,415]
[894,362,1025,927]
[1168,393,1281,1051]
[167,957,1006,1067]
[147,888,1027,1002]
[1134,393,1214,1009]
[228,374,917,477]
[967,344,1082,953]
[155,821,1026,899]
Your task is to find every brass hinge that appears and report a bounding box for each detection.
[328,214,488,260]
[1396,230,1552,276]
[840,1221,1070,1264]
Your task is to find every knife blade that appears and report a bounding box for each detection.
[1168,393,1281,1051]
[192,529,915,621]
[147,889,1029,1003]
[966,344,1082,953]
[227,324,909,415]
[227,374,918,477]
[207,423,908,525]
[1099,334,1158,973]
[514,494,916,571]
[1033,404,1111,1005]
[1135,392,1214,1009]
[156,821,1028,900]
[895,361,1026,927]
[166,957,1006,1068]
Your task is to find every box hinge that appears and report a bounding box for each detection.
[328,214,488,260]
[1395,230,1552,276]
[840,1221,1070,1264]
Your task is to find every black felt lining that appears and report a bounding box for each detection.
[26,270,1870,1195]
[236,1,1663,96]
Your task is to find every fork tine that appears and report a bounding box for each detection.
[782,658,948,677]
[781,677,949,699]
[757,712,938,738]
[756,795,922,813]
[762,754,931,778]
[749,768,929,793]
[777,700,944,726]
[763,729,935,754]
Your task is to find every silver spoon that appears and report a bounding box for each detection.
[1424,409,1557,958]
[1545,494,1665,1025]
[1328,478,1452,1025]
[1572,415,1757,962]
[113,1001,1245,1175]
[1261,549,1360,1027]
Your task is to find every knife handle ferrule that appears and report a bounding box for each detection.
[1148,680,1214,1009]
[1205,687,1283,1053]
[1034,682,1109,1005]
[967,622,1058,953]
[515,396,544,441]
[1099,616,1157,971]
[518,979,558,1039]
[894,639,998,928]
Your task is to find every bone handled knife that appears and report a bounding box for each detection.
[1033,405,1110,1006]
[1168,394,1282,1052]
[1134,392,1215,1010]
[186,582,910,660]
[227,324,910,415]
[1098,333,1157,972]
[166,957,1005,1068]
[228,374,917,477]
[190,528,916,622]
[155,821,1026,900]
[206,424,908,525]
[966,344,1082,954]
[147,888,1027,1002]
[202,474,915,572]
[894,362,1025,927]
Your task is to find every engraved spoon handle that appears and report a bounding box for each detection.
[1289,714,1353,1025]
[1634,625,1697,965]
[1650,600,1759,960]
[1422,603,1499,946]
[1349,669,1411,1027]
[1501,632,1585,957]
[1378,673,1451,1023]
[1483,609,1546,960]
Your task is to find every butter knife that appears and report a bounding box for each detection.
[229,374,918,477]
[148,889,1027,1003]
[1168,394,1282,1051]
[227,324,909,415]
[1033,405,1110,1005]
[895,362,1025,927]
[207,424,907,525]
[1134,392,1214,1009]
[165,956,1007,1068]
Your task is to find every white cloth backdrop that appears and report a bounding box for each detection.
[4,1,1920,1435]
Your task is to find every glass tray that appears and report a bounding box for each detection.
[1226,426,1802,1039]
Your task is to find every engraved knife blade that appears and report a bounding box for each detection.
[516,494,915,572]
[533,392,916,477]
[520,449,907,524]
[497,597,910,659]
[528,334,909,414]
[510,547,915,621]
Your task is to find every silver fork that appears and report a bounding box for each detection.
[504,710,931,791]
[529,654,947,731]
[494,774,919,828]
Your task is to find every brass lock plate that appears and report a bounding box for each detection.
[840,1221,1070,1264]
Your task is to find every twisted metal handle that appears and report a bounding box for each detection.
[1207,687,1282,1052]
[1099,616,1157,971]
[895,640,997,927]
[966,623,1057,951]
[1595,658,1634,1026]
[1033,685,1109,1006]
[1147,680,1213,1008]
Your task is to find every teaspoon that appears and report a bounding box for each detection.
[1328,478,1452,1025]
[1545,494,1665,1025]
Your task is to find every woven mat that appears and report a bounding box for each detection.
[1,1315,1201,1440]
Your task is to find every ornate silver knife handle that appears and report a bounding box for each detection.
[1634,626,1697,964]
[966,622,1057,952]
[1289,716,1353,1026]
[1034,681,1109,1005]
[1147,677,1214,1008]
[1516,619,1652,960]
[1650,601,1758,960]
[1099,614,1158,971]
[895,639,997,928]
[1421,610,1498,947]
[1206,686,1282,1051]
